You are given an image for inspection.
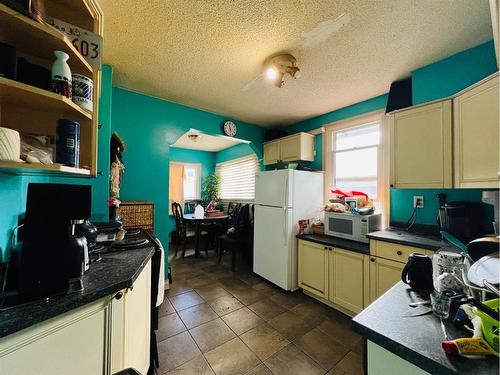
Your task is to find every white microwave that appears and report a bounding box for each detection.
[324,212,382,243]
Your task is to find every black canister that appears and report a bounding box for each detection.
[56,119,80,167]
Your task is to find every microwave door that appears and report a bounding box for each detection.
[329,217,354,236]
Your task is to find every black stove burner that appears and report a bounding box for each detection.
[89,243,105,254]
[125,228,141,237]
[111,237,149,249]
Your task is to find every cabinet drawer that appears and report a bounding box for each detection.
[370,240,433,263]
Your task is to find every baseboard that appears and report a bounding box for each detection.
[302,289,356,318]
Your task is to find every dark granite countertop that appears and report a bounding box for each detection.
[353,282,498,375]
[367,227,447,251]
[0,247,154,338]
[296,234,370,255]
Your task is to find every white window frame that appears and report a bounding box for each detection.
[170,161,202,201]
[216,154,259,201]
[324,110,389,223]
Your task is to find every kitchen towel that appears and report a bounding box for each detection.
[154,237,165,307]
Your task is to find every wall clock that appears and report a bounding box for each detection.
[222,120,237,137]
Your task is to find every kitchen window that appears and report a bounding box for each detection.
[216,154,259,200]
[324,112,386,208]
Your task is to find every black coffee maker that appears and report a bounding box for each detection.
[18,183,92,301]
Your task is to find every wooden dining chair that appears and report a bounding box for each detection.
[171,202,208,258]
[217,204,250,271]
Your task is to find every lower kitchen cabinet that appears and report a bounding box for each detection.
[298,239,369,315]
[0,260,152,375]
[369,256,405,302]
[0,298,112,375]
[298,240,329,299]
[329,248,369,314]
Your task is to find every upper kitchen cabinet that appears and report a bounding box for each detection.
[453,75,499,188]
[0,0,102,176]
[263,132,314,165]
[389,100,452,188]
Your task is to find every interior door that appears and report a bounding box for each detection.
[253,204,291,290]
[255,170,292,207]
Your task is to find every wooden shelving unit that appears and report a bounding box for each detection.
[0,161,91,176]
[0,3,93,75]
[0,0,102,177]
[0,77,92,120]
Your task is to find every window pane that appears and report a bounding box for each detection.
[335,124,379,151]
[334,147,377,179]
[335,178,377,199]
[183,166,197,199]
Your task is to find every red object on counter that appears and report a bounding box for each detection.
[442,341,459,355]
[331,189,369,200]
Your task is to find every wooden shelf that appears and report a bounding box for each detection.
[0,77,92,120]
[0,161,91,176]
[0,3,93,75]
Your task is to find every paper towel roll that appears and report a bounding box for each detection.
[0,127,21,161]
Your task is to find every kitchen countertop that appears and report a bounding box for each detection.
[0,247,154,338]
[296,234,370,255]
[352,282,499,375]
[367,227,447,251]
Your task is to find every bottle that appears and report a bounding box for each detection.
[51,50,72,98]
[194,204,205,219]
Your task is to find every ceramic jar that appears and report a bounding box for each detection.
[72,74,93,112]
[0,127,21,161]
[51,50,72,98]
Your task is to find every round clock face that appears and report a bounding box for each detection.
[223,121,237,137]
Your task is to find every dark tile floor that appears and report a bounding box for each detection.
[157,247,364,374]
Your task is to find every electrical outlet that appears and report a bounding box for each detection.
[413,196,424,208]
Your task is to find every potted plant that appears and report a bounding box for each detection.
[201,174,222,209]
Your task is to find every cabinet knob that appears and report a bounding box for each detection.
[396,250,403,256]
[115,291,123,300]
[370,257,375,262]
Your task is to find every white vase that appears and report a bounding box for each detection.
[51,50,72,98]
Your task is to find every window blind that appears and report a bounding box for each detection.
[216,155,259,200]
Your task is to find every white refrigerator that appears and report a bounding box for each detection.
[253,169,324,291]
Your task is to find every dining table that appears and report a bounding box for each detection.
[183,214,230,257]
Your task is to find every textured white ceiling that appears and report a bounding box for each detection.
[100,0,493,127]
[172,131,243,152]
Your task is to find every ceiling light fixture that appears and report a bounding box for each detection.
[265,53,300,88]
[188,134,199,142]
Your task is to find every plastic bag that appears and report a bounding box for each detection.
[20,134,53,164]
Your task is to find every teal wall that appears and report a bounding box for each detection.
[110,88,265,271]
[390,189,495,229]
[282,41,498,227]
[281,94,389,171]
[167,147,216,238]
[412,40,498,105]
[0,66,114,261]
[214,143,255,164]
[170,147,216,182]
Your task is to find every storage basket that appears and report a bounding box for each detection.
[118,201,154,233]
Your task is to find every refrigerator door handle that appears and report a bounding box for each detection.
[282,207,287,245]
[283,174,288,209]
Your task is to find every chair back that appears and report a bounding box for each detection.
[228,204,250,239]
[171,202,186,238]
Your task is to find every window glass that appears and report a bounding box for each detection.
[216,155,259,200]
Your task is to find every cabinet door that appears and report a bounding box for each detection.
[280,134,301,162]
[369,257,404,303]
[390,100,452,188]
[298,240,329,299]
[123,260,152,375]
[329,249,369,314]
[0,298,112,375]
[263,141,280,165]
[454,76,499,188]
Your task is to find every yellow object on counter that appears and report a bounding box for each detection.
[442,337,497,356]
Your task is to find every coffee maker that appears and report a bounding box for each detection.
[18,183,92,301]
